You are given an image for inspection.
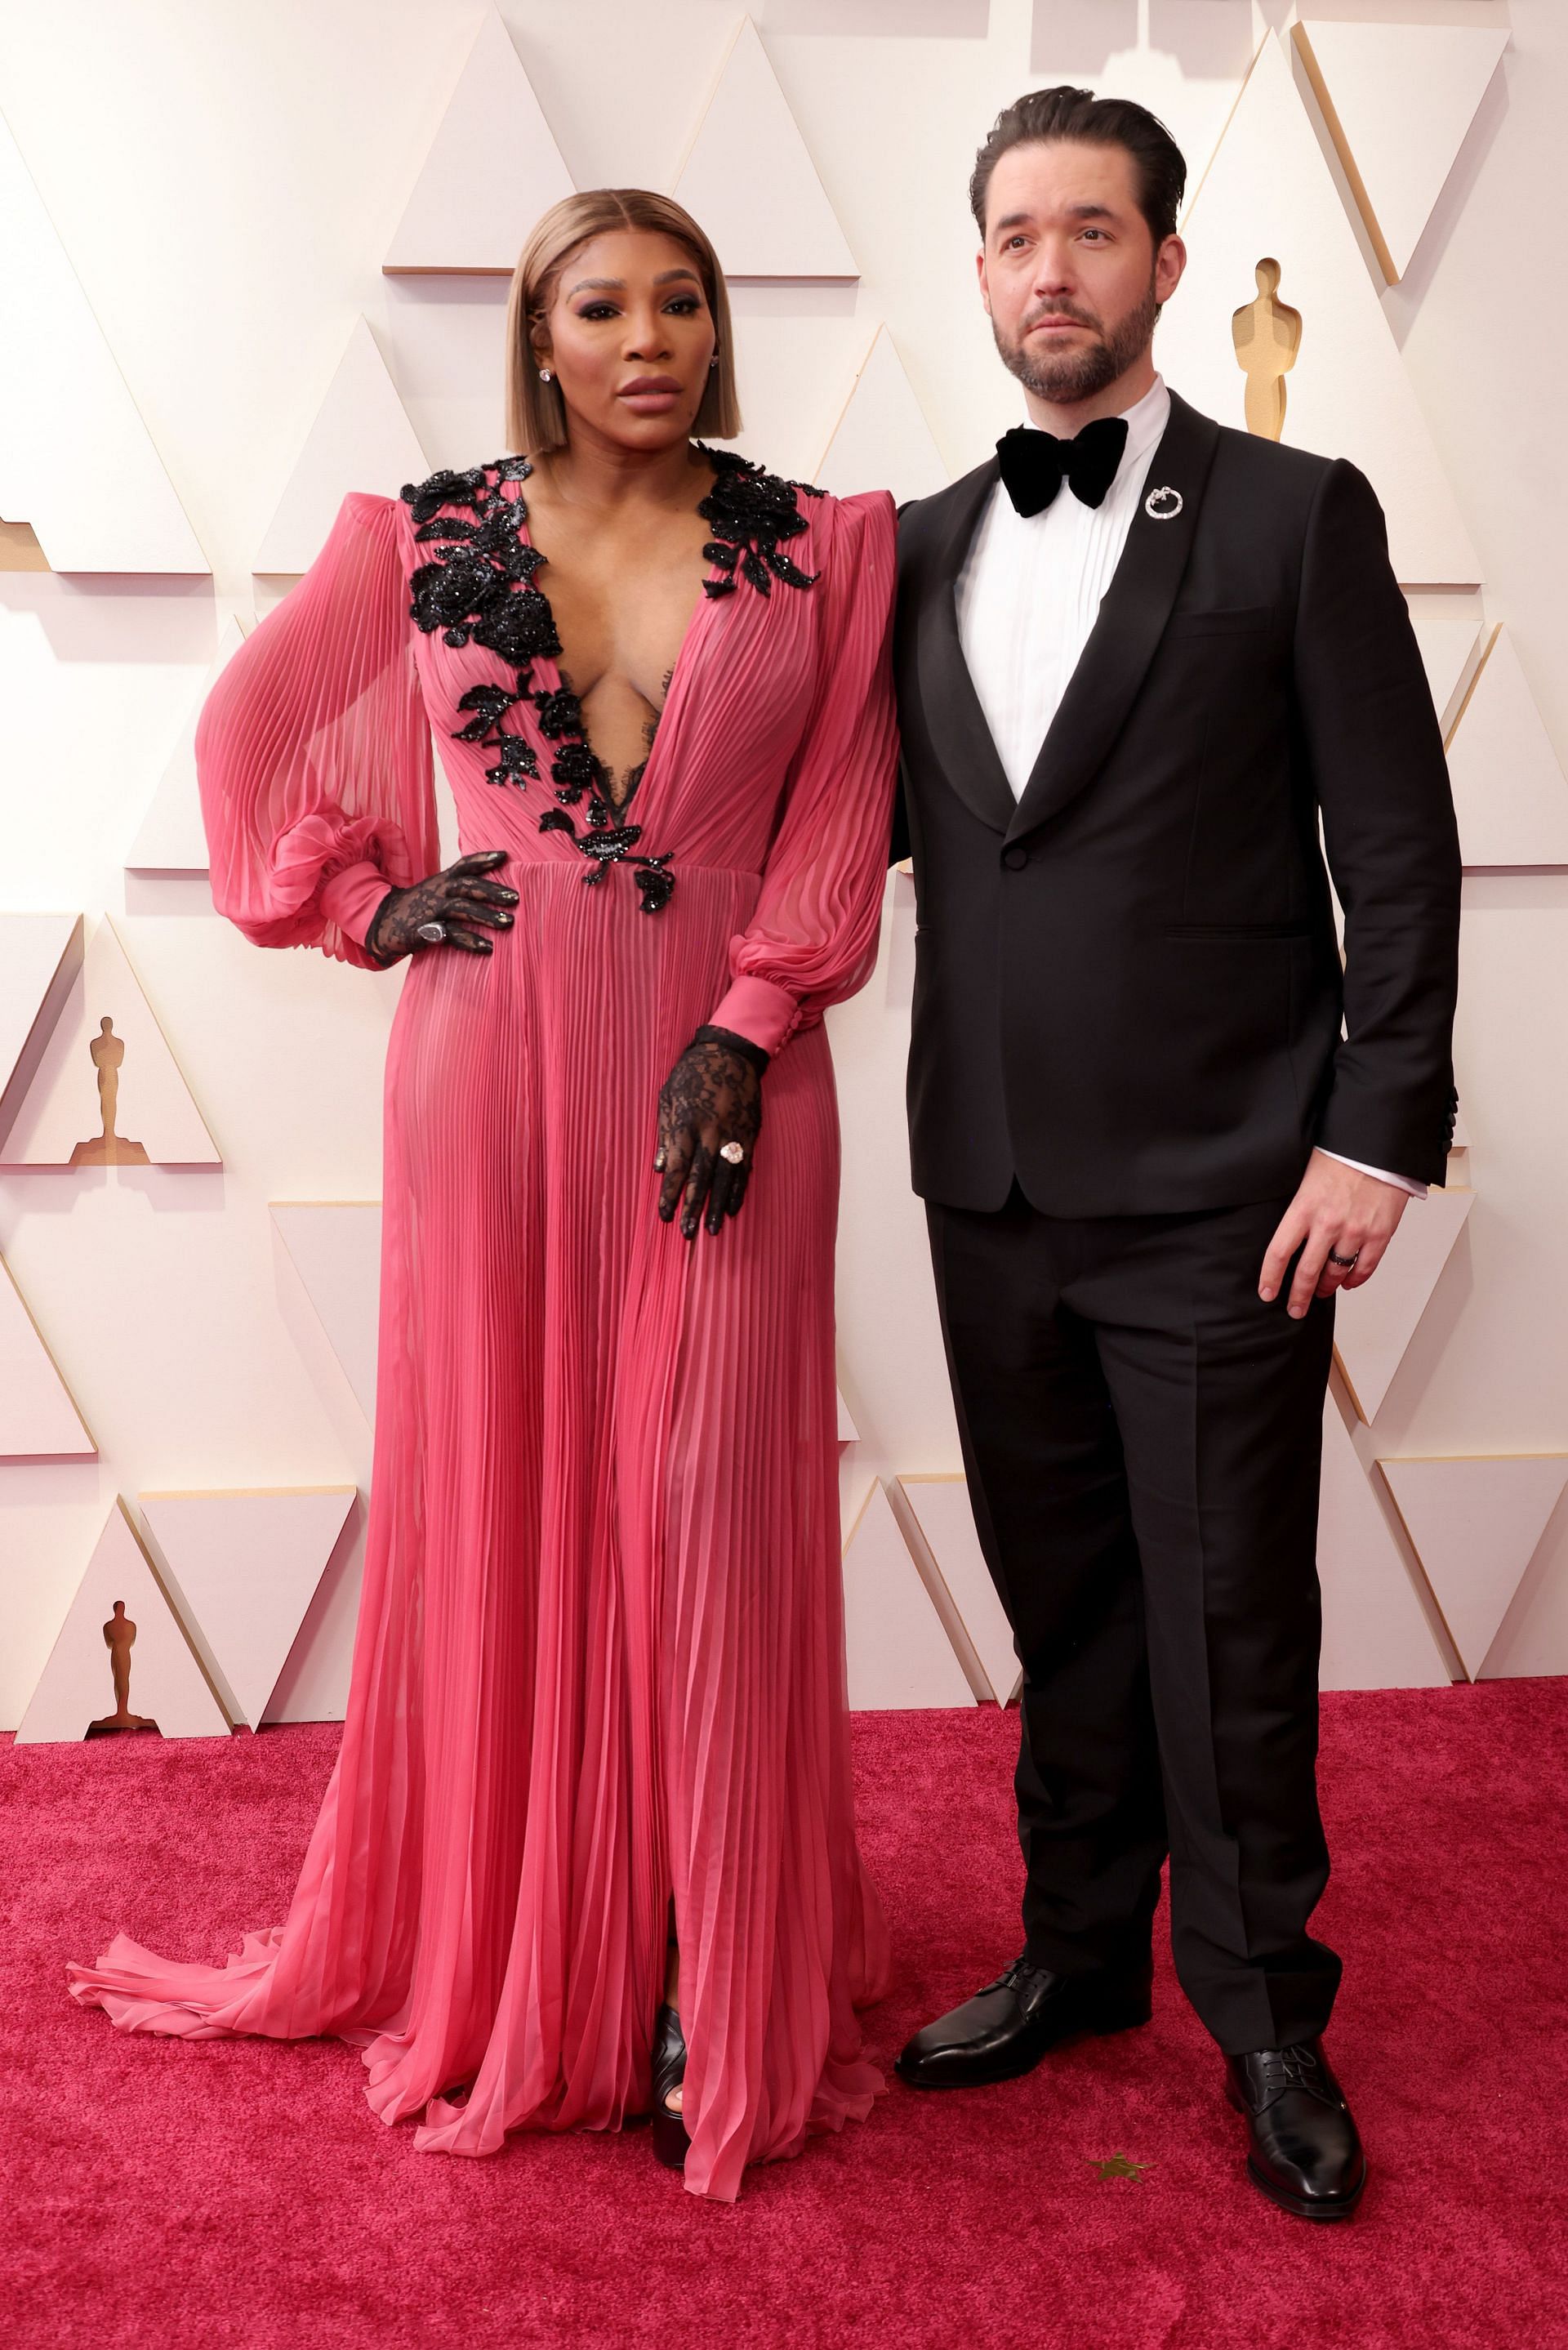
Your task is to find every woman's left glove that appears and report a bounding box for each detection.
[655,1025,768,1239]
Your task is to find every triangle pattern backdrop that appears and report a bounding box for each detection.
[254,319,430,573]
[815,328,949,508]
[1317,1404,1451,1690]
[383,4,574,274]
[126,618,248,876]
[0,912,82,1143]
[841,1479,975,1710]
[0,917,220,1168]
[0,107,207,572]
[718,305,867,483]
[1293,19,1509,283]
[1445,627,1568,871]
[896,1474,1018,1706]
[672,17,858,280]
[140,1487,358,1729]
[1333,1186,1473,1425]
[1381,1456,1568,1680]
[16,1499,232,1744]
[1405,602,1481,737]
[270,1202,384,1424]
[1157,31,1480,586]
[0,1253,96,1460]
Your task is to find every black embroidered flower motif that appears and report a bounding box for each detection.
[399,447,820,912]
[632,858,676,913]
[695,444,823,600]
[407,549,510,648]
[452,682,538,787]
[532,687,583,740]
[452,681,519,741]
[549,740,599,800]
[487,734,539,787]
[403,466,492,529]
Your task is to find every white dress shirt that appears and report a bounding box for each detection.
[954,373,1424,1200]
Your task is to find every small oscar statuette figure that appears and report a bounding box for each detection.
[69,1016,151,1166]
[86,1600,160,1737]
[1232,258,1303,443]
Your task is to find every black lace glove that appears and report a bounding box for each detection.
[655,1025,768,1240]
[364,849,518,964]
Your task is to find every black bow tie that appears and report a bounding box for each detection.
[996,416,1130,517]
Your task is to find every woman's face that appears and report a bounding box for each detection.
[537,228,718,453]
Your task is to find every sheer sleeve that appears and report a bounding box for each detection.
[195,491,437,970]
[706,489,899,1057]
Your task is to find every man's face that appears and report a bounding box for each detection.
[978,139,1185,404]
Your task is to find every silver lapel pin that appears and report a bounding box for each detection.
[1144,485,1183,521]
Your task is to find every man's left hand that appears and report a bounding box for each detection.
[1259,1149,1410,1318]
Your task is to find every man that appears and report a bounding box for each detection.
[890,87,1459,2221]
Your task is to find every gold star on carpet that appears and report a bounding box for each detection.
[1088,2152,1149,2182]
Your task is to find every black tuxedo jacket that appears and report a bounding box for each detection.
[891,390,1462,1216]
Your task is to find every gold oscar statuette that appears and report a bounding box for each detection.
[1232,258,1303,443]
[85,1600,160,1737]
[69,1015,151,1166]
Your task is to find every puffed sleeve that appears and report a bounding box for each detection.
[704,489,899,1056]
[194,490,438,970]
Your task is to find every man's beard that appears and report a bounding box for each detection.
[994,274,1160,405]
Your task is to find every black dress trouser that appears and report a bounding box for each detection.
[926,1179,1341,2054]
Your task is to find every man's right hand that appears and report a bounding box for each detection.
[1258,1148,1410,1317]
[366,849,517,963]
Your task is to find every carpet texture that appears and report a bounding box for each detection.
[3,1683,1565,2348]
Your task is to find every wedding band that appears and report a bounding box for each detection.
[719,1141,746,1165]
[1327,1249,1360,1269]
[416,919,447,944]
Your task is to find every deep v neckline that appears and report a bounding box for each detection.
[400,443,824,915]
[510,459,721,820]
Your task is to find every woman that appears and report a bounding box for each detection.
[67,189,897,2202]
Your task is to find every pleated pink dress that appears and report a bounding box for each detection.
[66,449,897,2201]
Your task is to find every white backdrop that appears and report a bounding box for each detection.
[3,0,1566,1733]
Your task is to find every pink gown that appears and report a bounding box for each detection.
[66,450,898,2202]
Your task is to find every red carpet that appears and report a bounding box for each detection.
[3,1683,1565,2348]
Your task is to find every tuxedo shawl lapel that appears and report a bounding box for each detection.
[1004,391,1223,846]
[913,458,1018,836]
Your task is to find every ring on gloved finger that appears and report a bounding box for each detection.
[719,1142,746,1165]
[416,919,448,944]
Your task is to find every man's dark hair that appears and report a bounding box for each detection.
[969,87,1187,247]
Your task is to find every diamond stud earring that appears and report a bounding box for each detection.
[538,367,554,383]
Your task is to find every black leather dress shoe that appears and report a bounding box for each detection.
[895,1954,1153,2089]
[1225,2040,1366,2220]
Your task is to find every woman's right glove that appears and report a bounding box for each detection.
[365,849,518,962]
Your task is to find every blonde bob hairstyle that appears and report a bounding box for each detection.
[505,188,741,457]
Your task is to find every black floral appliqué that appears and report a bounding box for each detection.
[695,444,823,600]
[549,739,599,799]
[399,447,820,914]
[532,686,583,740]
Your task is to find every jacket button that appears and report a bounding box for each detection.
[1002,845,1028,871]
